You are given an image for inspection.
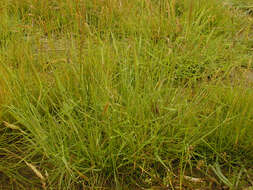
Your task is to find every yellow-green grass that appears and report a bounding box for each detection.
[0,0,253,189]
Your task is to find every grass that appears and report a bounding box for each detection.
[0,0,252,189]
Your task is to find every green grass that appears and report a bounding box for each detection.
[0,0,253,189]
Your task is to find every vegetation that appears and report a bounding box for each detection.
[0,0,252,189]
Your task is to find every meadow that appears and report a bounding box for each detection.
[0,0,253,189]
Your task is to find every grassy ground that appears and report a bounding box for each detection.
[0,0,252,189]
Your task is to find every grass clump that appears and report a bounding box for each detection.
[0,0,253,189]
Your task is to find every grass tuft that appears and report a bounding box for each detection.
[0,0,253,189]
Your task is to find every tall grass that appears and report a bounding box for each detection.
[0,0,253,189]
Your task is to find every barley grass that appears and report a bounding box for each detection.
[0,0,253,189]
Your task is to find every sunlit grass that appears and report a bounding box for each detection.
[0,0,252,189]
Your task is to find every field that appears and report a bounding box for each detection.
[0,0,253,189]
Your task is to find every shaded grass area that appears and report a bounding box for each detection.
[0,0,253,189]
